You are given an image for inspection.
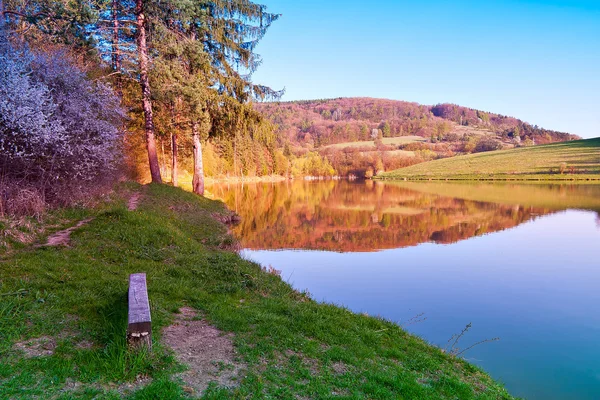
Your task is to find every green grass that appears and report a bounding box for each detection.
[386,181,600,212]
[0,184,515,399]
[323,136,426,150]
[378,137,600,181]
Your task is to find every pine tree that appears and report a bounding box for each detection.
[147,0,281,194]
[2,0,281,192]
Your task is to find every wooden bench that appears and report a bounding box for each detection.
[127,273,152,349]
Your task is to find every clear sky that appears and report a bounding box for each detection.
[251,0,599,138]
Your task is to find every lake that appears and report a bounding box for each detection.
[208,180,600,400]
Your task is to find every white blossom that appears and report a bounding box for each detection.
[0,26,124,189]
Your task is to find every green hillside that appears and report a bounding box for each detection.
[378,137,600,181]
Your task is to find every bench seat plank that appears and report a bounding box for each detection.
[127,273,152,349]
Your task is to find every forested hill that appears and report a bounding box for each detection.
[255,97,578,148]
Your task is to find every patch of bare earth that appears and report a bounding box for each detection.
[43,218,93,247]
[162,307,246,396]
[13,319,95,358]
[13,336,56,357]
[284,350,320,375]
[331,361,348,375]
[60,376,152,397]
[128,191,143,211]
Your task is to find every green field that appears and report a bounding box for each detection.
[378,138,600,181]
[323,135,427,150]
[387,181,600,211]
[0,184,513,399]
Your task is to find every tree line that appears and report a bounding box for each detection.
[257,98,578,150]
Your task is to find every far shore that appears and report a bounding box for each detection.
[173,173,600,189]
[175,174,360,186]
[374,174,600,182]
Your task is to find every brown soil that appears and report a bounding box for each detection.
[13,336,56,357]
[43,218,93,247]
[162,307,246,396]
[331,361,349,375]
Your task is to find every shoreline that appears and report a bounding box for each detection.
[374,174,600,182]
[0,183,515,399]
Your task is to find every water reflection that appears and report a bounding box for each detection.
[208,180,600,399]
[208,180,600,252]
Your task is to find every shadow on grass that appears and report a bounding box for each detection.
[76,293,160,383]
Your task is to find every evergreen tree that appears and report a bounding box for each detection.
[2,0,281,192]
[145,0,281,194]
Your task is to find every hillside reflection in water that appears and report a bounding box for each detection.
[208,180,600,400]
[208,180,600,252]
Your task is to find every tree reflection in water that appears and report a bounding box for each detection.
[208,180,600,252]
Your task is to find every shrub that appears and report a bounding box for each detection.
[522,137,535,147]
[291,152,335,177]
[474,137,503,153]
[0,27,124,213]
[402,142,432,151]
[1,186,45,218]
[0,33,65,174]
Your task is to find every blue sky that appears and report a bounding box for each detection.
[251,0,599,138]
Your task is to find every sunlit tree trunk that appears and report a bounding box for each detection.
[135,0,162,183]
[171,132,178,186]
[160,139,166,176]
[170,102,178,186]
[191,122,204,195]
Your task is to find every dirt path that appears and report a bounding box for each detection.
[43,218,93,247]
[162,307,245,396]
[128,191,143,211]
[42,191,142,247]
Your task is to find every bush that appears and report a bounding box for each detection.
[474,137,502,153]
[402,142,432,151]
[0,185,45,218]
[31,52,124,182]
[291,152,335,177]
[0,27,124,213]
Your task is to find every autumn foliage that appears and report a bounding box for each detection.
[210,180,552,252]
[249,97,578,177]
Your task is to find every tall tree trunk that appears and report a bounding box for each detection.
[192,122,204,196]
[171,132,178,187]
[111,0,122,95]
[135,0,162,183]
[160,139,166,176]
[170,102,178,187]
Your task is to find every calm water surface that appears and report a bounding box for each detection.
[208,180,600,400]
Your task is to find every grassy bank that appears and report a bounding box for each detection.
[378,137,600,181]
[0,184,514,399]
